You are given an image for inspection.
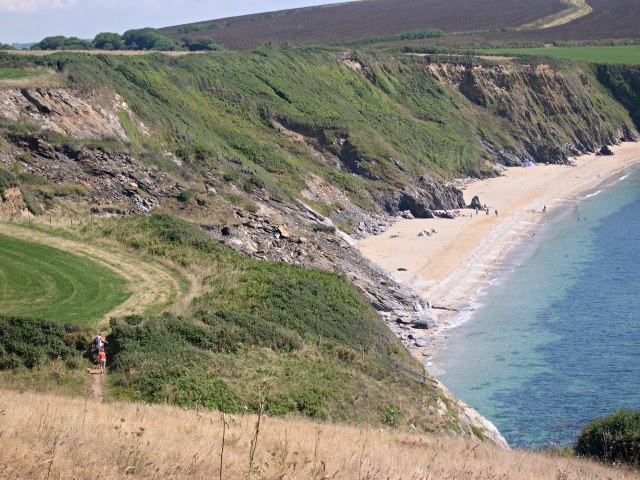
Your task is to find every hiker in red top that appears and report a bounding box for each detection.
[98,349,106,374]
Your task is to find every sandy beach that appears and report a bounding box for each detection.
[358,142,640,351]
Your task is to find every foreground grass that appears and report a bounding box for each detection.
[481,46,640,65]
[0,234,130,324]
[0,388,637,480]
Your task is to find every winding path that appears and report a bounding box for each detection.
[521,0,593,30]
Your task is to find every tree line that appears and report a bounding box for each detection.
[30,28,221,52]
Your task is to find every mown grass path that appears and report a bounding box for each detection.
[0,233,129,324]
[0,222,187,325]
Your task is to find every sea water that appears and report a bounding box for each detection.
[432,165,640,448]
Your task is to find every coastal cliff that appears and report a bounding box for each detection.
[1,50,639,447]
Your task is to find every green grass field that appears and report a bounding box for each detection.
[482,45,640,65]
[0,234,131,324]
[0,68,43,80]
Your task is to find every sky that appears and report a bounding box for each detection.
[0,0,353,44]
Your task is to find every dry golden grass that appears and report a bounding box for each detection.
[0,389,636,480]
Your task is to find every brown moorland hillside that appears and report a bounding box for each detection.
[475,0,640,44]
[161,0,565,50]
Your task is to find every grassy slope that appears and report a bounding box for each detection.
[0,68,42,80]
[0,213,451,430]
[0,234,130,324]
[90,213,451,429]
[16,49,489,205]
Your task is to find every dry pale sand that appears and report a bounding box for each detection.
[358,142,640,340]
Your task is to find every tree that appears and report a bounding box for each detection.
[32,36,66,50]
[94,32,124,50]
[61,37,93,50]
[122,28,181,51]
[182,37,222,51]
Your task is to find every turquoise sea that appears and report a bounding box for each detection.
[432,165,640,448]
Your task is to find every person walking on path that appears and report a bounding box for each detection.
[98,348,106,374]
[94,333,107,351]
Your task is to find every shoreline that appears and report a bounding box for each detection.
[358,141,640,366]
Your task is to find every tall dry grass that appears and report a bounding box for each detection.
[0,389,636,479]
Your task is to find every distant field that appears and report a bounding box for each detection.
[482,45,640,64]
[0,234,130,324]
[163,0,564,50]
[0,68,42,80]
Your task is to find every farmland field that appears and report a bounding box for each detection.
[482,45,640,65]
[163,0,564,50]
[0,234,130,324]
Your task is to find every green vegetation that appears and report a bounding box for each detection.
[575,410,640,466]
[122,28,181,51]
[596,64,640,129]
[0,168,17,196]
[344,28,444,47]
[91,213,446,427]
[32,36,93,51]
[93,32,124,51]
[181,37,222,51]
[0,68,42,80]
[30,29,182,52]
[10,47,492,207]
[0,234,130,324]
[481,45,640,65]
[0,316,89,370]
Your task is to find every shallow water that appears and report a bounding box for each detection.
[432,166,640,447]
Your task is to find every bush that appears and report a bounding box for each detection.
[575,410,640,466]
[0,316,85,369]
[0,168,17,195]
[177,189,197,202]
[122,28,181,51]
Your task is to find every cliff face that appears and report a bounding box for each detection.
[428,62,637,165]
[0,88,131,141]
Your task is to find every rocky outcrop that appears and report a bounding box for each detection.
[429,63,638,164]
[0,88,135,141]
[1,132,175,214]
[386,175,465,218]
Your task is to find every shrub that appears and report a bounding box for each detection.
[93,32,124,50]
[380,404,403,427]
[19,186,43,215]
[0,316,84,369]
[0,168,17,195]
[177,189,197,202]
[575,410,640,466]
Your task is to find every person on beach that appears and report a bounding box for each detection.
[98,348,106,374]
[495,209,498,216]
[486,208,489,215]
[543,205,547,213]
